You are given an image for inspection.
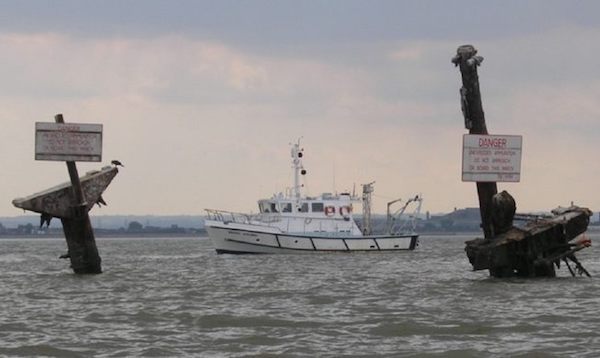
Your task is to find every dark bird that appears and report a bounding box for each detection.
[111,160,124,167]
[59,252,70,259]
[39,213,52,228]
[96,195,107,207]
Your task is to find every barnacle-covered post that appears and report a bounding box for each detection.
[452,45,498,239]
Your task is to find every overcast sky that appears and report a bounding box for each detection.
[2,1,600,216]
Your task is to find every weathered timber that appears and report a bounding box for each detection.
[465,205,592,277]
[12,166,118,218]
[61,214,102,273]
[452,45,498,239]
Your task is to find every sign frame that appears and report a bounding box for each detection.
[35,122,103,162]
[462,134,522,183]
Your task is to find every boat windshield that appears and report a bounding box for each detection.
[258,201,267,213]
[281,203,292,212]
[258,201,279,213]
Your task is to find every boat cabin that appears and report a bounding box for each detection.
[258,193,355,218]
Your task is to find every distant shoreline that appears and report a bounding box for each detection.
[0,232,204,239]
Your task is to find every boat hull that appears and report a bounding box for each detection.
[206,226,418,254]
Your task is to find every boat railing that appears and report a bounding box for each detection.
[205,209,256,224]
[205,209,288,225]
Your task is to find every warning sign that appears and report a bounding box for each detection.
[462,134,522,182]
[35,122,103,162]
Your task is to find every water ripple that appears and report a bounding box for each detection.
[1,235,599,356]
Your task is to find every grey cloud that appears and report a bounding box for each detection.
[2,0,600,51]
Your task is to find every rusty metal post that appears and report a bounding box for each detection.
[452,45,498,239]
[55,114,102,274]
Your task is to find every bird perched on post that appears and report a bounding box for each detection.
[111,160,124,167]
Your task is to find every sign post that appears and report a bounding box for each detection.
[52,114,103,273]
[452,45,498,239]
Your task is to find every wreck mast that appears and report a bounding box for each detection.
[452,45,498,239]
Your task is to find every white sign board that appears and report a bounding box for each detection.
[35,122,103,162]
[462,134,522,182]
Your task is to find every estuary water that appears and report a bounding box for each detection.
[1,234,599,357]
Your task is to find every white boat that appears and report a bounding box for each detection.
[205,140,423,254]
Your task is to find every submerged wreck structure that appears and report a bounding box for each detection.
[464,191,592,277]
[12,114,119,274]
[452,45,592,278]
[13,166,118,274]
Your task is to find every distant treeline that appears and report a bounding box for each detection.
[0,215,204,229]
[0,215,205,238]
[1,209,597,237]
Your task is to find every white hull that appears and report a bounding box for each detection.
[206,225,418,254]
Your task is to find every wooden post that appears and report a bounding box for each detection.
[54,114,102,274]
[452,45,498,239]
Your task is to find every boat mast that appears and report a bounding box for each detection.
[290,139,305,203]
[362,181,375,235]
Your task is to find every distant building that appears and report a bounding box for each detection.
[421,207,481,233]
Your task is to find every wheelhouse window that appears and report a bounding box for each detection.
[258,201,268,213]
[270,202,279,213]
[282,203,292,213]
[311,202,324,212]
[299,203,309,212]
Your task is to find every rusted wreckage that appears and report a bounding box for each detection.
[464,191,592,277]
[13,166,118,274]
[453,45,592,277]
